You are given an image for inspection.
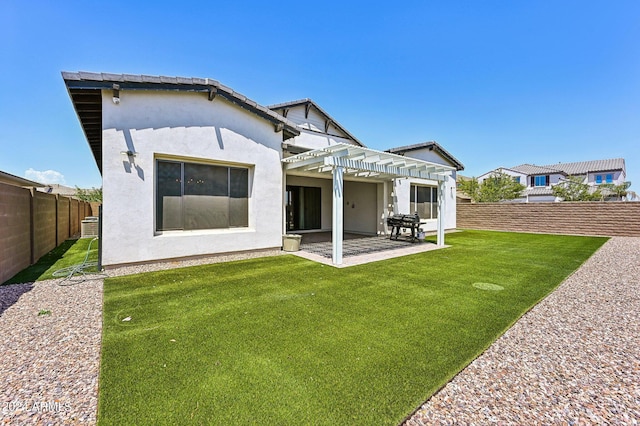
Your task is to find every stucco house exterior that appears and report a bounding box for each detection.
[63,72,463,267]
[477,159,626,202]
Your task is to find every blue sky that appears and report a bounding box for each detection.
[1,1,638,190]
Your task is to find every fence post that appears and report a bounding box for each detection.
[29,188,35,264]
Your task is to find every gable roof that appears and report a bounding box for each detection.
[511,158,625,176]
[268,98,365,147]
[511,164,564,175]
[552,158,625,175]
[62,71,301,173]
[385,141,465,171]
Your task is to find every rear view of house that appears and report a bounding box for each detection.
[63,72,463,267]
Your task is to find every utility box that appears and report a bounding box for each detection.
[282,234,302,252]
[81,216,99,238]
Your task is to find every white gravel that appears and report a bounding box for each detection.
[2,239,638,425]
[0,278,102,424]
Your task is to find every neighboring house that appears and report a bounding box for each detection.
[478,159,626,202]
[63,71,463,267]
[39,183,78,197]
[0,170,43,188]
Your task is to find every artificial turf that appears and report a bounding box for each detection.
[98,230,607,425]
[2,238,99,285]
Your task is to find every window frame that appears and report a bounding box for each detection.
[155,158,250,232]
[409,184,438,220]
[534,175,548,187]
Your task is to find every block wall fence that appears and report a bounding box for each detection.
[0,182,94,284]
[457,202,640,237]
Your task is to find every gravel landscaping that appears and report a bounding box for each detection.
[406,237,640,425]
[1,239,638,425]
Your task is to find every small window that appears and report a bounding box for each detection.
[513,176,521,184]
[595,175,603,184]
[606,174,613,184]
[534,175,547,187]
[410,185,438,219]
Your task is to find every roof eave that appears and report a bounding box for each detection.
[268,98,366,147]
[385,141,465,171]
[62,72,301,173]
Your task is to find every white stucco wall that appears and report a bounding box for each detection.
[478,168,526,185]
[282,104,360,150]
[290,130,357,150]
[587,170,625,185]
[394,148,459,231]
[343,181,378,234]
[393,176,456,232]
[101,90,284,266]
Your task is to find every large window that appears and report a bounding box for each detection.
[410,185,438,219]
[156,160,248,231]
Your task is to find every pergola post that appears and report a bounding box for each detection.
[436,178,446,246]
[332,166,344,265]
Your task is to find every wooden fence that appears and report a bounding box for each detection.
[457,202,640,237]
[0,182,94,284]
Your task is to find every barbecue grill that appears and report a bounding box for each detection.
[386,213,421,242]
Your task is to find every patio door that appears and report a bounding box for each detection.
[286,185,321,231]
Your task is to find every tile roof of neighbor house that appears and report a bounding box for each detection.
[524,186,554,196]
[267,99,366,147]
[511,158,625,176]
[0,170,44,187]
[62,71,301,173]
[385,141,465,171]
[41,184,78,197]
[552,158,625,175]
[511,164,565,175]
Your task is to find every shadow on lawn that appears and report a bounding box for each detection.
[2,239,77,286]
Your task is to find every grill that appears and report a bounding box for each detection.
[386,214,421,242]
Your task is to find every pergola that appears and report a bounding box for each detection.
[282,143,455,265]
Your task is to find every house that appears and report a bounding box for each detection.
[39,183,78,197]
[0,170,43,188]
[477,159,626,202]
[62,72,463,267]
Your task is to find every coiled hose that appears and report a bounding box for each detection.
[52,237,107,285]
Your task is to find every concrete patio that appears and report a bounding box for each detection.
[291,231,448,267]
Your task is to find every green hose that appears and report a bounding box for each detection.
[52,237,106,285]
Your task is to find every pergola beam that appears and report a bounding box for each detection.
[282,143,455,265]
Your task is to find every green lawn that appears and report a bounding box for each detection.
[99,230,607,425]
[2,238,99,285]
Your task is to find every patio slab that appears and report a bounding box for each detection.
[292,234,449,267]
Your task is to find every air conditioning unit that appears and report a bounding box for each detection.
[81,216,99,238]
